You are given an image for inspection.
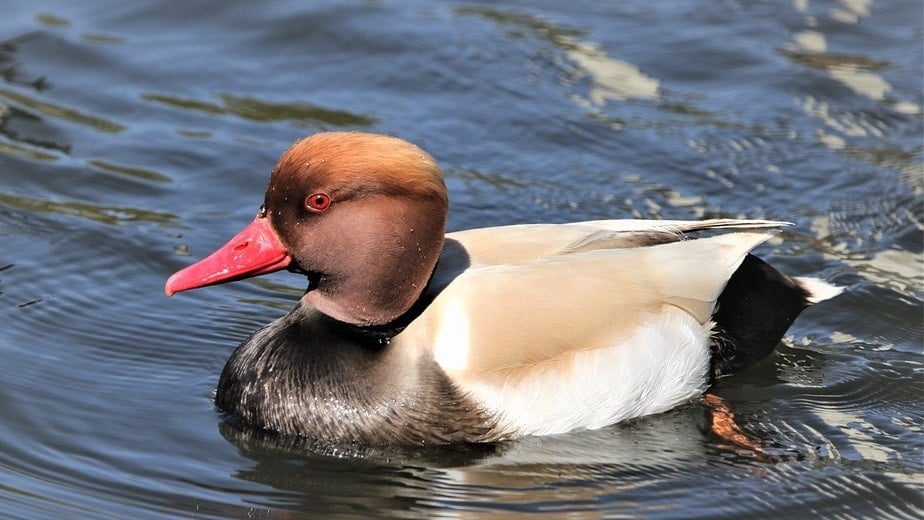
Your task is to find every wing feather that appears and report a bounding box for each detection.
[401,229,774,378]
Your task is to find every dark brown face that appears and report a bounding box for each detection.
[263,133,448,290]
[166,132,450,326]
[261,167,340,279]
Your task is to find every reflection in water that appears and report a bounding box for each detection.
[785,0,923,201]
[0,104,71,155]
[830,0,872,24]
[798,96,884,140]
[0,191,176,226]
[216,406,741,517]
[562,39,659,104]
[773,340,922,470]
[783,48,894,103]
[80,33,126,45]
[0,87,125,133]
[35,13,71,28]
[827,64,891,101]
[792,30,827,54]
[621,174,708,219]
[215,392,908,519]
[36,12,126,45]
[787,0,919,112]
[177,129,213,139]
[0,136,58,161]
[0,1,920,518]
[142,92,378,127]
[456,6,660,113]
[845,247,922,293]
[88,159,172,184]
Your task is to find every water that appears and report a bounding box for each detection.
[0,0,921,518]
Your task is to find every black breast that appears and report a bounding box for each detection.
[215,302,507,446]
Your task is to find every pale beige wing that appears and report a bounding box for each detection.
[429,218,786,296]
[400,231,773,378]
[441,218,784,268]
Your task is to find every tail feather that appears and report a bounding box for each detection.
[710,255,840,379]
[795,276,843,304]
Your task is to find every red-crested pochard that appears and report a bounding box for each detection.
[165,132,840,446]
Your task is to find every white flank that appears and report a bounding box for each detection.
[456,307,713,436]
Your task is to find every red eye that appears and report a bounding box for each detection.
[306,193,331,211]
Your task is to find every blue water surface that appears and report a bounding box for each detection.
[0,1,921,518]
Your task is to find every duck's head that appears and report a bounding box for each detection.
[165,132,449,326]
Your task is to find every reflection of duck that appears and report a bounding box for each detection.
[166,132,840,446]
[215,408,716,519]
[215,404,739,514]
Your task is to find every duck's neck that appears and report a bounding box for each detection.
[304,211,447,327]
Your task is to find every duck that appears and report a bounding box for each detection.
[165,131,841,446]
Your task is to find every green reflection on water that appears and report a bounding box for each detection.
[0,139,59,162]
[143,93,224,115]
[219,93,376,126]
[88,159,172,184]
[781,50,890,72]
[177,129,213,139]
[80,33,127,45]
[0,88,125,133]
[0,192,176,226]
[142,92,377,126]
[35,13,70,28]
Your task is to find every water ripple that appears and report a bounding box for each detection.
[0,87,125,133]
[0,191,176,226]
[142,92,377,127]
[0,0,920,518]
